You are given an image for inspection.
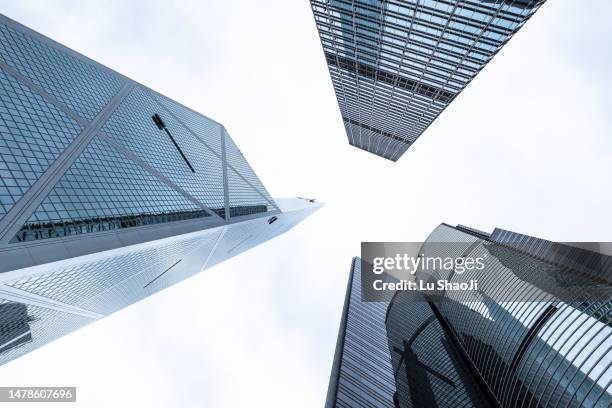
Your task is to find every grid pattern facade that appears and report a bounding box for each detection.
[0,300,93,366]
[419,224,612,407]
[0,15,322,366]
[0,199,320,366]
[326,258,396,408]
[102,86,226,210]
[75,233,219,315]
[0,21,125,120]
[14,136,205,242]
[0,302,33,355]
[310,0,545,160]
[0,69,82,218]
[331,226,612,408]
[7,236,205,307]
[386,290,487,408]
[0,14,278,244]
[224,130,279,212]
[153,93,224,156]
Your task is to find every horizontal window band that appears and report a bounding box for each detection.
[343,117,411,145]
[10,205,268,243]
[325,52,455,104]
[212,205,269,220]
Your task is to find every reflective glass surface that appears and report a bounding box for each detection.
[224,128,278,213]
[0,21,125,120]
[0,69,82,219]
[310,0,544,160]
[14,136,205,242]
[153,93,224,156]
[329,259,397,408]
[102,86,226,210]
[0,199,321,367]
[386,290,487,408]
[417,224,612,408]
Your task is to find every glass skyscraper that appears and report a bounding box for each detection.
[0,14,321,366]
[325,258,397,408]
[328,226,612,407]
[310,0,546,161]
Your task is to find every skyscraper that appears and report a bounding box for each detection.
[386,283,490,407]
[310,0,546,161]
[328,226,612,407]
[325,258,397,408]
[0,14,321,366]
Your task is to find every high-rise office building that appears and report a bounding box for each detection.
[0,14,321,366]
[386,283,489,407]
[310,0,546,161]
[328,226,612,407]
[325,258,397,408]
[426,224,612,408]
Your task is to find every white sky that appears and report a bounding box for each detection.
[0,1,611,407]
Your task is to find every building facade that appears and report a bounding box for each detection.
[386,282,489,407]
[310,0,546,160]
[423,224,612,408]
[325,258,397,408]
[328,226,612,407]
[0,14,321,366]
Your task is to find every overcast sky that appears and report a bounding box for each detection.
[0,1,611,407]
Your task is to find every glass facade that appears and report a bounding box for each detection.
[422,224,612,408]
[329,226,612,407]
[0,199,320,367]
[0,69,82,219]
[224,130,279,213]
[15,136,205,242]
[386,289,488,407]
[325,258,397,408]
[310,0,545,160]
[101,86,227,211]
[0,14,321,366]
[0,14,281,244]
[0,20,125,120]
[412,226,612,407]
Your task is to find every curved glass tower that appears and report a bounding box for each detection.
[409,224,612,408]
[328,226,612,407]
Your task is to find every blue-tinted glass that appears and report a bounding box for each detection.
[0,69,82,220]
[332,260,397,407]
[311,0,544,160]
[102,86,225,210]
[224,130,278,213]
[153,93,224,156]
[0,21,124,120]
[413,224,612,408]
[14,136,208,241]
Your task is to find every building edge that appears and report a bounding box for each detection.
[324,257,356,408]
